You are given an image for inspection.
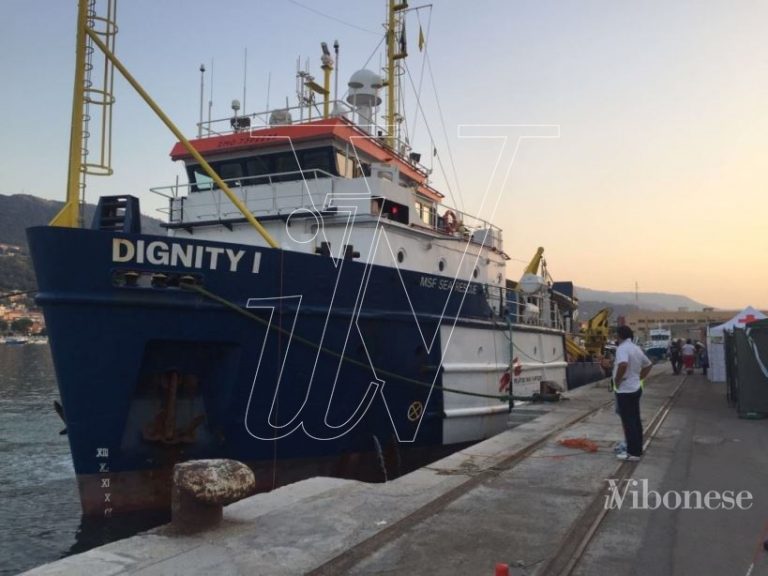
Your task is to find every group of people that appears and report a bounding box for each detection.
[668,338,709,375]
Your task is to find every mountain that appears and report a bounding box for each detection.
[0,194,164,292]
[575,300,640,323]
[0,194,163,247]
[575,286,710,312]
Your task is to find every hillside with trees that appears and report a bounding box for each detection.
[0,193,163,292]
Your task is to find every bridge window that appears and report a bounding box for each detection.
[414,201,434,226]
[245,157,270,182]
[274,153,300,179]
[336,153,354,178]
[219,161,244,185]
[190,169,213,192]
[381,199,409,224]
[301,149,333,175]
[188,147,351,191]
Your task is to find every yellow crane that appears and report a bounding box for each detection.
[564,307,612,361]
[581,307,612,357]
[565,334,589,362]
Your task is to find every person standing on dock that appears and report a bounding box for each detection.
[697,343,709,376]
[681,339,696,375]
[612,325,653,461]
[669,339,683,374]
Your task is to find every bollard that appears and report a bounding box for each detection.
[172,459,256,532]
[495,563,510,576]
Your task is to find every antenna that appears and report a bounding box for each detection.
[266,71,271,116]
[207,58,214,133]
[333,40,339,106]
[198,64,205,138]
[320,42,333,118]
[242,47,248,115]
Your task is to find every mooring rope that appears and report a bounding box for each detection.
[0,289,37,301]
[181,281,516,402]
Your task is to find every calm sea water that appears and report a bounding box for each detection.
[0,345,165,576]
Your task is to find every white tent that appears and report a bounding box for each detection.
[707,306,768,382]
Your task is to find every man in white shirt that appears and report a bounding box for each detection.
[612,325,653,461]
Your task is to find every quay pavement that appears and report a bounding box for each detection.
[23,367,768,575]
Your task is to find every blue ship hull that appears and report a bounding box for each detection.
[28,225,508,514]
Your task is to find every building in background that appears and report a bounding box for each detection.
[624,308,768,344]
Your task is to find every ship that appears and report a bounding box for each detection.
[29,0,575,515]
[644,327,671,361]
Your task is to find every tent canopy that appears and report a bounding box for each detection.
[709,306,767,336]
[707,306,767,382]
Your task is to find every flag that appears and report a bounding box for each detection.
[418,25,425,51]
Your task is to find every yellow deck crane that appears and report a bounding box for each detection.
[565,335,590,362]
[581,307,612,357]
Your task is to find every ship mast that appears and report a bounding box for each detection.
[386,0,408,150]
[51,0,279,248]
[52,0,118,228]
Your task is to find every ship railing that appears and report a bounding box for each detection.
[418,203,504,250]
[151,169,339,224]
[152,170,504,251]
[505,289,566,331]
[479,283,568,331]
[197,100,357,137]
[196,100,431,174]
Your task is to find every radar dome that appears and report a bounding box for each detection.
[269,109,293,126]
[346,69,383,108]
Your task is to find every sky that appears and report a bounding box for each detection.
[2,0,767,309]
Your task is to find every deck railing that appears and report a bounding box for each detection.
[196,100,420,168]
[150,170,503,251]
[150,169,337,224]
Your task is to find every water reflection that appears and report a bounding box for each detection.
[0,345,166,576]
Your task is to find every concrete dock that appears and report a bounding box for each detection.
[23,368,768,576]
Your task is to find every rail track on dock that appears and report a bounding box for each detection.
[308,373,683,576]
[307,378,687,576]
[537,374,687,576]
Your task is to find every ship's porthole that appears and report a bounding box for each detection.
[473,267,479,279]
[397,249,406,263]
[286,208,319,244]
[438,258,446,272]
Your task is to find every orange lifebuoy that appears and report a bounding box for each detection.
[443,210,457,234]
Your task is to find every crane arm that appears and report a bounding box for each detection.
[523,247,545,276]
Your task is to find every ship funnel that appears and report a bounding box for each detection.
[347,69,382,133]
